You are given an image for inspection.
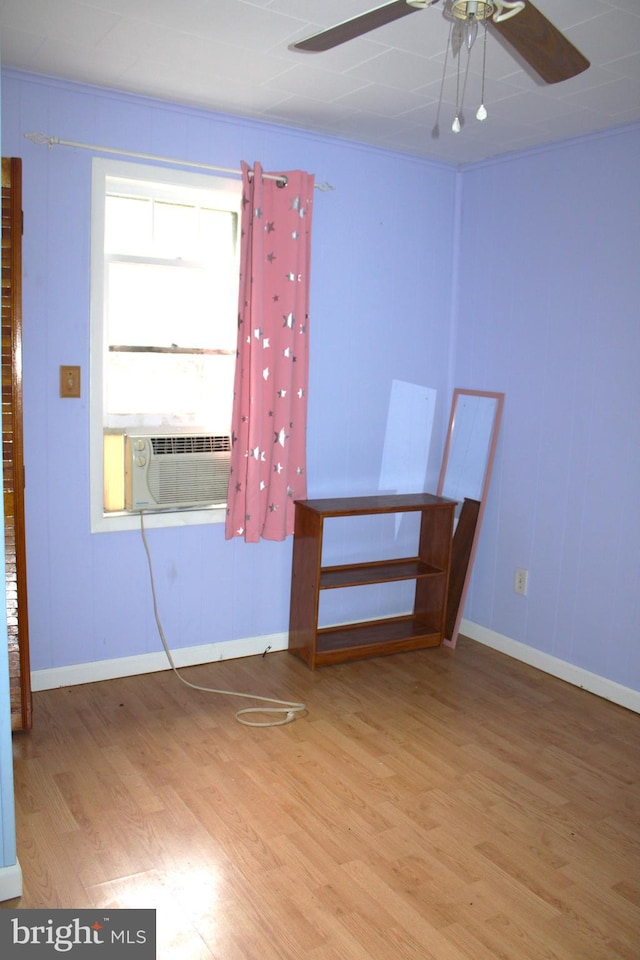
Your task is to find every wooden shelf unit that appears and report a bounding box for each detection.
[288,493,456,668]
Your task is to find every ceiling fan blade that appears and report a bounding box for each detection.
[491,2,589,84]
[291,1,424,53]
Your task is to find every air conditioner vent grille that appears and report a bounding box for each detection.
[150,434,231,455]
[148,457,229,505]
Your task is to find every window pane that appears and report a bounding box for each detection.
[105,195,151,254]
[153,201,198,259]
[105,353,235,429]
[201,208,237,265]
[107,261,237,350]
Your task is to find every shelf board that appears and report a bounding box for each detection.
[320,558,444,589]
[296,493,455,518]
[315,615,441,665]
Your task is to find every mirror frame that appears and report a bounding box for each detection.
[437,388,504,649]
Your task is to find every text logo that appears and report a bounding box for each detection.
[0,909,156,957]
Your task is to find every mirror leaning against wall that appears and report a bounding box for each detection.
[437,389,504,649]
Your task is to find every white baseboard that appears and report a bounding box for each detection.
[0,861,22,903]
[461,619,640,714]
[31,633,288,692]
[32,623,640,715]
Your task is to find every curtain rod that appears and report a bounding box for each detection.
[23,132,335,192]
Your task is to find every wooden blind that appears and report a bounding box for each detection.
[2,156,31,731]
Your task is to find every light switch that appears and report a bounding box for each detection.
[60,365,81,398]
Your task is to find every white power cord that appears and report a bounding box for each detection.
[139,512,307,727]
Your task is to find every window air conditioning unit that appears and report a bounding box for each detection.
[124,432,231,512]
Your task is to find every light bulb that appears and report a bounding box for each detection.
[476,103,488,120]
[452,116,461,133]
[465,20,478,49]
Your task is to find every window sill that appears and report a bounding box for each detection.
[91,505,226,534]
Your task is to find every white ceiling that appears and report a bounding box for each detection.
[1,0,639,166]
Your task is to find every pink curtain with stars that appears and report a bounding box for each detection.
[225,161,314,542]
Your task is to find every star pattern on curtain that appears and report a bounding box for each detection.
[225,161,314,543]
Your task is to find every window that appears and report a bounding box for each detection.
[90,159,241,532]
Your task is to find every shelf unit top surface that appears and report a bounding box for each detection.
[296,493,456,517]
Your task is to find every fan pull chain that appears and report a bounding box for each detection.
[476,20,489,121]
[453,23,474,134]
[452,40,462,133]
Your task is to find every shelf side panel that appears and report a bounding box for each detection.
[288,505,323,667]
[415,504,455,639]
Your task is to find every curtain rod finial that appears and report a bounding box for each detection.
[24,131,57,149]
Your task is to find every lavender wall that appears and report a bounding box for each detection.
[454,125,640,692]
[1,70,457,674]
[3,69,637,696]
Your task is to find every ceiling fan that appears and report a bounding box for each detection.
[291,1,589,85]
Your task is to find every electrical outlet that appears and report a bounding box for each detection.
[514,567,528,596]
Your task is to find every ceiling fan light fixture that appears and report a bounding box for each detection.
[451,1,494,22]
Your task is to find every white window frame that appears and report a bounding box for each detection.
[89,158,241,533]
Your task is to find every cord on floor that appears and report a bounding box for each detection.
[139,511,307,727]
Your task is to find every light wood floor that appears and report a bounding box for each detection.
[3,638,640,959]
